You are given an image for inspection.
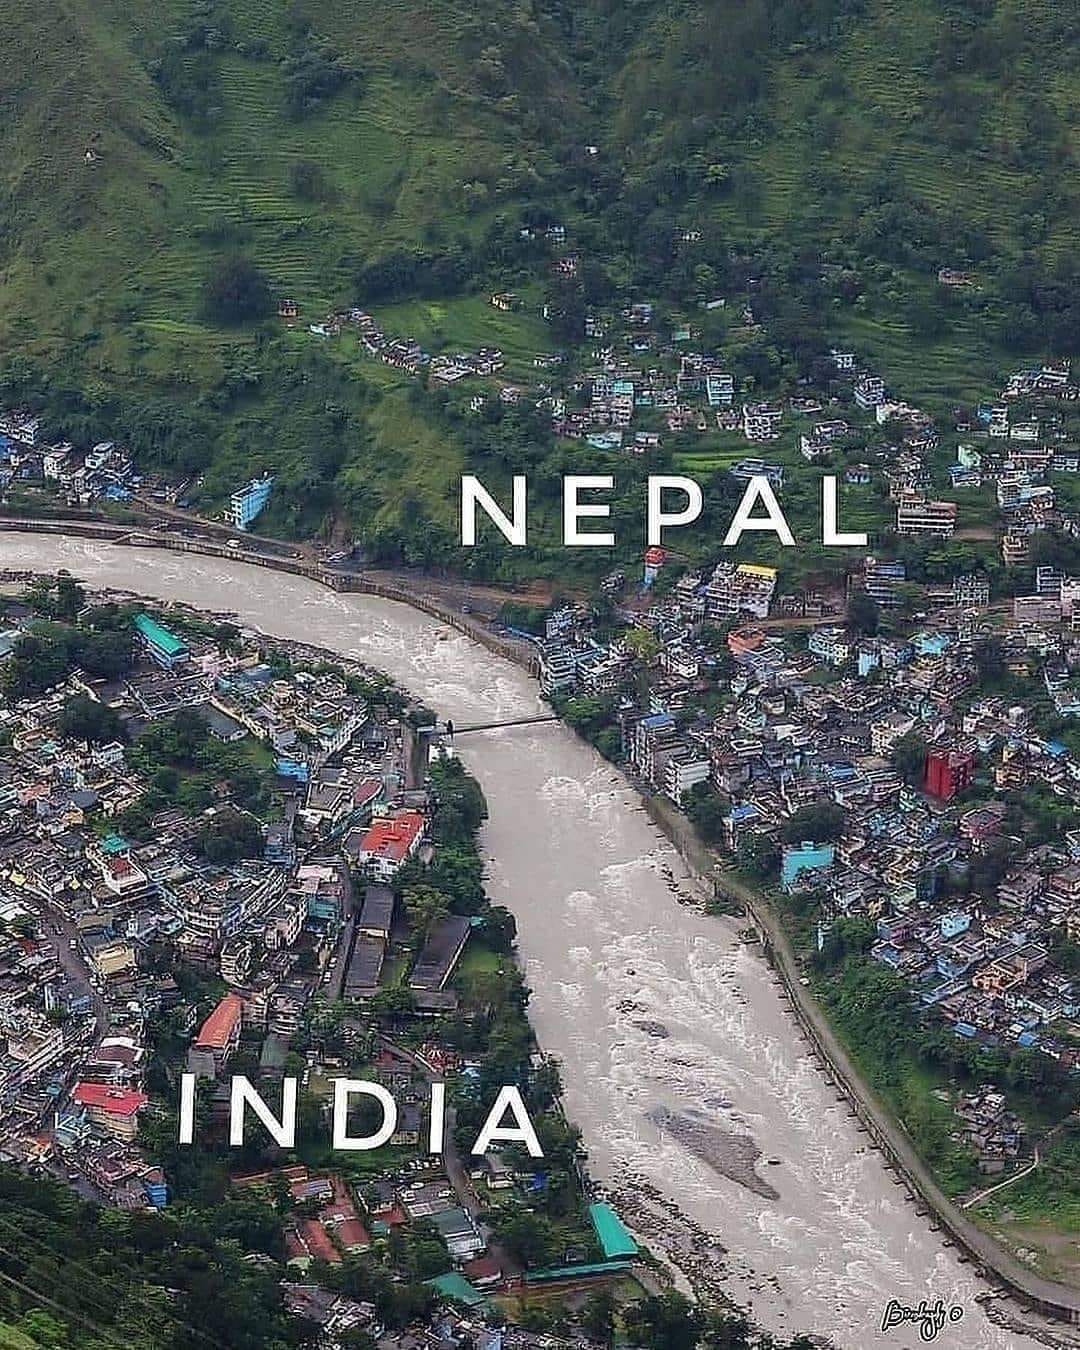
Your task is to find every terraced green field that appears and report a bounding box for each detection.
[0,0,1075,568]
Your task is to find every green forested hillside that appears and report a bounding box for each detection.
[0,0,1077,573]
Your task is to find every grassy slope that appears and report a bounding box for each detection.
[0,0,1077,551]
[609,0,1079,404]
[0,0,569,340]
[0,1326,36,1350]
[0,0,576,539]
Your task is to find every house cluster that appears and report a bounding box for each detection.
[0,584,657,1348]
[328,307,511,385]
[284,1278,573,1350]
[0,705,166,1199]
[546,552,1080,1162]
[0,411,138,506]
[0,592,472,1198]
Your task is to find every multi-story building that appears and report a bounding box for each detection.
[352,811,425,882]
[175,866,287,960]
[71,1083,149,1142]
[132,613,189,671]
[630,713,678,786]
[1001,532,1030,567]
[808,627,851,667]
[704,562,777,621]
[953,573,990,608]
[538,642,576,697]
[925,749,975,802]
[729,458,784,488]
[660,749,710,802]
[6,1020,65,1086]
[863,557,906,607]
[854,374,886,409]
[187,993,244,1078]
[896,496,957,538]
[741,402,783,441]
[230,474,274,531]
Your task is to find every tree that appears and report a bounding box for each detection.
[490,1210,555,1267]
[544,273,585,344]
[817,916,876,968]
[739,832,779,879]
[846,588,879,636]
[74,629,135,679]
[779,801,845,845]
[55,573,85,622]
[480,905,516,954]
[973,637,1005,687]
[684,783,729,847]
[402,884,450,947]
[212,622,241,654]
[701,1312,755,1349]
[197,808,263,864]
[59,694,124,744]
[281,42,360,118]
[288,159,328,201]
[3,634,70,700]
[581,1289,616,1346]
[623,628,660,661]
[624,1293,704,1350]
[891,731,927,787]
[203,256,272,324]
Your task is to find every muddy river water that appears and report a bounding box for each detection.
[0,536,1052,1350]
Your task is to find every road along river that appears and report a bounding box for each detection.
[0,536,1057,1350]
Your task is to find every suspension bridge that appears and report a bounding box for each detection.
[444,714,559,735]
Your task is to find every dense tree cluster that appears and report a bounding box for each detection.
[0,1168,307,1349]
[197,805,264,863]
[202,255,273,324]
[281,39,361,118]
[58,694,125,745]
[2,622,134,703]
[122,706,273,833]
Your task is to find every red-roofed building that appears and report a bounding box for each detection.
[352,811,425,881]
[925,748,974,802]
[187,993,244,1078]
[463,1254,504,1289]
[72,1083,148,1141]
[299,1217,341,1265]
[101,853,151,898]
[334,1219,371,1253]
[728,625,766,657]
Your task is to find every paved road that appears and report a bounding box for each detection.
[22,898,109,1046]
[376,1034,522,1278]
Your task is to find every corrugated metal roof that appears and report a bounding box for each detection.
[133,613,187,656]
[588,1202,638,1259]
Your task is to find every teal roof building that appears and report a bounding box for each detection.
[133,613,189,670]
[588,1202,638,1260]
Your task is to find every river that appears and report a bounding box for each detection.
[0,537,1052,1350]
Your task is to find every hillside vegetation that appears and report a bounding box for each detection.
[0,0,1077,572]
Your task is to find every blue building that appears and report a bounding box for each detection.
[940,910,971,939]
[276,757,310,783]
[143,1174,169,1207]
[781,841,835,891]
[229,473,274,530]
[132,613,189,670]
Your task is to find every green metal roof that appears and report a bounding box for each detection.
[588,1202,638,1260]
[525,1260,633,1284]
[133,613,187,656]
[425,1273,491,1309]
